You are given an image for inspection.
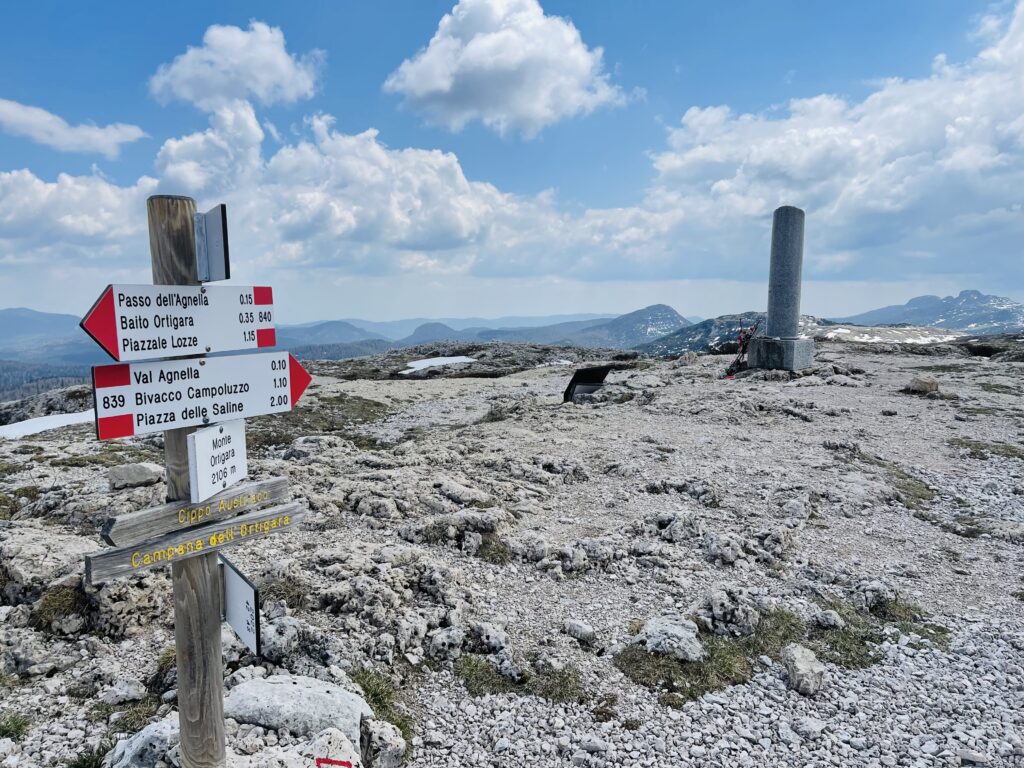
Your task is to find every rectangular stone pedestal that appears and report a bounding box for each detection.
[747,336,816,371]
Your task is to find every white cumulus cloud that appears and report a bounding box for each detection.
[0,99,145,159]
[384,0,624,137]
[149,21,324,111]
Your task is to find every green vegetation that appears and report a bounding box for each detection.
[591,693,618,722]
[912,509,989,538]
[455,655,586,704]
[0,485,42,520]
[349,666,414,748]
[248,392,390,452]
[49,444,159,468]
[978,381,1017,394]
[616,600,948,706]
[939,546,962,562]
[32,585,89,631]
[476,534,512,565]
[950,437,1024,461]
[615,610,804,703]
[0,711,32,739]
[66,742,113,768]
[623,718,642,731]
[260,576,311,610]
[889,469,936,510]
[0,461,21,480]
[837,450,936,510]
[147,646,176,693]
[88,696,159,732]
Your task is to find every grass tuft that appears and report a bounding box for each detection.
[0,711,32,739]
[950,437,1024,461]
[87,696,159,733]
[260,576,311,610]
[615,610,803,704]
[65,742,114,768]
[349,666,414,748]
[455,655,586,703]
[32,585,89,631]
[476,535,512,565]
[591,693,618,722]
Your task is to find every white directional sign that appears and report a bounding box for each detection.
[220,555,260,656]
[80,284,276,362]
[187,419,248,503]
[92,351,312,440]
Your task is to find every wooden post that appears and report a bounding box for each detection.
[148,195,226,768]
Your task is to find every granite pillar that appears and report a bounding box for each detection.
[748,205,816,371]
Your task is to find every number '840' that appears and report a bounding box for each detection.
[102,394,125,409]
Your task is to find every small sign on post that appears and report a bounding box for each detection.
[187,420,248,503]
[194,204,230,282]
[220,555,260,656]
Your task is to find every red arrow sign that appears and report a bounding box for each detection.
[80,283,276,362]
[92,352,312,440]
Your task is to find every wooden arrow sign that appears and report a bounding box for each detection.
[92,351,312,440]
[101,476,289,546]
[81,284,276,362]
[85,501,304,584]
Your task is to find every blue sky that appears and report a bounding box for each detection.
[0,0,1020,322]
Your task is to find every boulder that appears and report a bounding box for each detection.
[224,675,372,746]
[108,712,179,768]
[427,627,465,660]
[628,614,704,662]
[298,728,362,768]
[691,587,760,637]
[108,462,164,490]
[904,376,939,395]
[471,622,507,653]
[564,619,596,646]
[815,609,845,630]
[782,644,826,696]
[99,676,147,705]
[361,719,406,768]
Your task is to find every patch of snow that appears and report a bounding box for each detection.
[0,410,93,439]
[399,356,477,375]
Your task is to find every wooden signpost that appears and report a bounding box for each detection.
[80,196,312,768]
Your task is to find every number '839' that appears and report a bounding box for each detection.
[102,394,125,409]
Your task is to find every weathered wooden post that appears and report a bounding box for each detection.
[148,195,226,768]
[80,195,311,768]
[748,205,816,371]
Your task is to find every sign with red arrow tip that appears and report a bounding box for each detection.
[81,284,276,362]
[92,351,312,440]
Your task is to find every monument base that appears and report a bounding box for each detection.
[748,337,816,371]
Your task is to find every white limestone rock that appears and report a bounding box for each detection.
[224,675,372,747]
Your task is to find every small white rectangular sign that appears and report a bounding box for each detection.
[80,283,275,362]
[91,351,311,440]
[220,555,260,656]
[187,419,248,503]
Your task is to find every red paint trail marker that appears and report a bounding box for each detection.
[315,760,353,768]
[81,283,276,361]
[92,351,311,440]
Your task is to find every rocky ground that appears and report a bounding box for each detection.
[0,341,1022,767]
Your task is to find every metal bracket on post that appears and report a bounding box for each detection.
[194,204,230,283]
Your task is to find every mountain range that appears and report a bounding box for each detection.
[1,290,1021,375]
[832,290,1024,335]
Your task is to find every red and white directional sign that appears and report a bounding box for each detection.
[92,351,312,440]
[81,284,276,362]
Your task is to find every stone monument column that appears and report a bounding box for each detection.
[748,205,816,370]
